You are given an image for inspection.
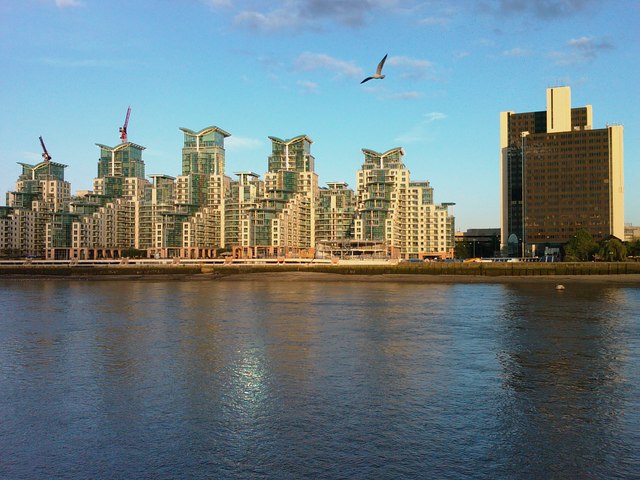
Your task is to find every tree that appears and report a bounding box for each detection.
[121,248,147,259]
[627,240,640,257]
[454,241,470,259]
[598,237,626,262]
[563,229,598,261]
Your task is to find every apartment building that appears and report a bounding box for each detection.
[2,157,71,257]
[316,182,355,242]
[3,125,456,260]
[67,199,137,259]
[0,207,41,257]
[239,135,318,258]
[176,126,229,209]
[224,172,264,249]
[176,127,231,254]
[354,148,454,259]
[93,142,147,199]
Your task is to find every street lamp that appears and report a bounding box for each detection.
[521,131,529,258]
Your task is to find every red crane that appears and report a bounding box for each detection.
[39,136,52,162]
[119,106,131,143]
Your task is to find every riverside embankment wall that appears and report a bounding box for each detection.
[1,262,640,277]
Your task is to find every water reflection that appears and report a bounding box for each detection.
[496,284,636,478]
[0,279,638,479]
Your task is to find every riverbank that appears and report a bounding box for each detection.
[1,262,639,284]
[213,271,640,285]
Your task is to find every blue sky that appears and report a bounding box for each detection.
[1,0,638,231]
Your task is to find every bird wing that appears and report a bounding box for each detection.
[376,54,388,75]
[360,76,373,84]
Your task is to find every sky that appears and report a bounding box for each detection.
[0,0,638,231]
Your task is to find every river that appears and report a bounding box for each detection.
[1,278,638,479]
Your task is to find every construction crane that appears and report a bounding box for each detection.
[39,136,52,162]
[119,106,131,143]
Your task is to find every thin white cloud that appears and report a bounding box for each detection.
[234,10,301,32]
[387,55,437,81]
[481,0,596,18]
[294,52,362,79]
[233,0,405,32]
[502,47,530,57]
[226,136,263,151]
[418,15,450,27]
[569,35,614,53]
[55,0,83,8]
[416,4,459,27]
[423,112,447,122]
[298,80,320,94]
[387,91,423,100]
[395,112,447,143]
[202,0,232,7]
[550,36,613,65]
[19,151,43,163]
[40,57,120,68]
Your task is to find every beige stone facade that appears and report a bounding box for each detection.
[4,127,455,260]
[501,86,625,257]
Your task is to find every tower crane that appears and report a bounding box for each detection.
[39,136,52,162]
[119,106,131,143]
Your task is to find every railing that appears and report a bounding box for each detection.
[0,258,335,267]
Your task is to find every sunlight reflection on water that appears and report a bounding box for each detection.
[0,279,638,479]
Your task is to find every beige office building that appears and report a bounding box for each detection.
[500,86,624,257]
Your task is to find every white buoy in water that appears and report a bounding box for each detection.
[556,284,565,290]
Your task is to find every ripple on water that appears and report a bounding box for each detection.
[0,279,638,479]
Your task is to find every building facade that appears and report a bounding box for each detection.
[353,147,455,259]
[500,86,624,257]
[176,126,229,209]
[238,135,319,258]
[2,157,71,258]
[316,182,355,243]
[3,126,456,261]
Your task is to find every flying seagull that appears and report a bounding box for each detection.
[360,54,388,84]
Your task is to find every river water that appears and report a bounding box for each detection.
[0,277,638,479]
